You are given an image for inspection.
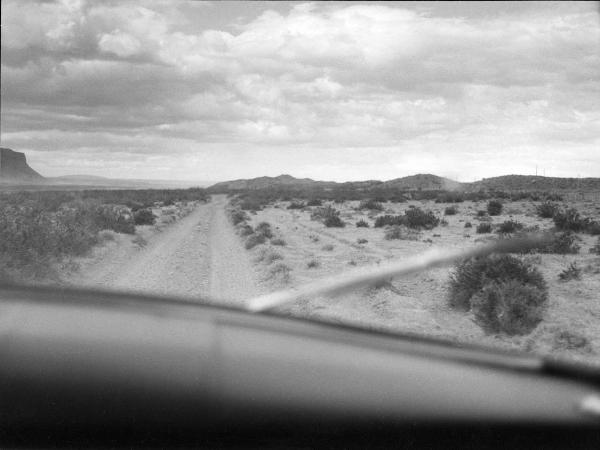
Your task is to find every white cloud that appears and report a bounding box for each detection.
[98,30,141,57]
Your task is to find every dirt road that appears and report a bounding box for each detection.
[70,196,261,306]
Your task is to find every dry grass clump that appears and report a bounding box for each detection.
[476,223,492,234]
[321,244,335,251]
[132,234,148,248]
[357,238,368,244]
[98,229,118,242]
[444,206,458,215]
[271,238,286,246]
[307,259,320,269]
[384,225,421,241]
[267,262,291,283]
[245,233,267,249]
[558,262,581,282]
[255,247,284,264]
[487,200,503,216]
[355,219,369,228]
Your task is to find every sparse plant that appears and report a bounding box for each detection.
[324,215,345,227]
[404,207,440,229]
[132,234,148,248]
[133,208,156,226]
[255,222,273,238]
[98,229,118,242]
[358,199,384,211]
[357,238,368,244]
[374,215,404,228]
[306,198,323,206]
[536,201,559,219]
[238,224,254,237]
[444,206,458,216]
[384,226,420,241]
[558,262,581,282]
[553,207,587,232]
[440,219,449,227]
[287,201,306,210]
[464,222,472,228]
[496,220,524,235]
[487,200,503,216]
[476,210,487,217]
[255,248,283,264]
[356,219,369,228]
[322,244,334,251]
[590,237,600,255]
[245,233,267,249]
[271,238,286,246]
[268,262,291,283]
[552,329,590,351]
[534,231,580,254]
[230,209,249,225]
[307,259,320,269]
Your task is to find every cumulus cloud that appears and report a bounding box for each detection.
[1,0,599,181]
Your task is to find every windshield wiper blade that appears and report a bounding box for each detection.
[246,234,553,312]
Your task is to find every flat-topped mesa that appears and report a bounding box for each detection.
[0,148,45,183]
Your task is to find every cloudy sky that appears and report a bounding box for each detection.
[1,1,599,183]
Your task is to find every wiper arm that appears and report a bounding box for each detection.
[247,233,552,312]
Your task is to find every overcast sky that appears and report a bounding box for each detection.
[1,1,599,183]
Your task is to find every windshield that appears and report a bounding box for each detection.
[1,1,599,368]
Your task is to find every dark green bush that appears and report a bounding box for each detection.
[238,224,254,237]
[476,210,487,217]
[553,207,587,232]
[255,222,273,238]
[230,209,249,225]
[306,198,322,206]
[404,208,440,229]
[356,219,369,228]
[534,231,580,254]
[271,238,286,246]
[487,200,503,216]
[590,237,600,255]
[374,215,404,228]
[471,280,547,335]
[134,208,156,226]
[287,201,306,209]
[245,233,267,249]
[448,254,547,311]
[464,222,472,228]
[325,215,345,228]
[476,223,492,234]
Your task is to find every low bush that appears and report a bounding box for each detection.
[476,223,492,234]
[134,208,156,226]
[325,215,345,227]
[356,219,369,228]
[239,198,263,211]
[358,199,384,211]
[311,205,340,223]
[357,238,368,244]
[307,259,320,269]
[255,248,283,264]
[404,208,440,229]
[245,233,267,249]
[476,210,487,217]
[496,220,524,235]
[558,262,581,282]
[553,207,588,232]
[447,254,547,311]
[230,209,249,225]
[535,231,580,254]
[287,201,305,210]
[590,237,600,255]
[255,222,273,238]
[98,229,118,242]
[464,222,472,228]
[238,224,254,237]
[268,262,291,283]
[384,226,420,241]
[132,234,148,248]
[487,200,503,216]
[444,206,458,216]
[322,244,334,251]
[471,280,547,335]
[374,215,404,228]
[306,198,323,206]
[271,238,286,246]
[536,201,559,219]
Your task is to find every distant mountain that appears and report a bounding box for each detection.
[467,175,600,192]
[209,174,336,191]
[0,148,45,184]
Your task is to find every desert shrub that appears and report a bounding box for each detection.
[287,201,305,209]
[553,207,587,232]
[384,226,420,241]
[255,248,283,264]
[358,199,384,211]
[536,201,559,219]
[255,222,273,238]
[325,215,345,227]
[374,215,404,228]
[94,204,135,234]
[306,198,322,206]
[586,221,600,236]
[356,219,369,228]
[307,259,320,269]
[404,208,440,229]
[268,262,291,283]
[435,192,464,203]
[496,220,524,235]
[535,231,580,254]
[230,209,249,225]
[590,237,600,255]
[552,329,590,351]
[322,244,334,251]
[311,205,340,222]
[470,280,547,335]
[448,254,547,311]
[271,238,286,246]
[357,238,368,244]
[245,233,267,249]
[476,210,487,217]
[558,262,581,282]
[239,198,263,211]
[476,223,492,234]
[444,206,458,215]
[134,208,156,226]
[309,234,320,243]
[464,222,472,228]
[487,200,503,216]
[238,224,254,237]
[440,219,449,227]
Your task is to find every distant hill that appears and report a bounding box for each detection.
[467,175,600,192]
[383,174,463,191]
[209,174,336,191]
[0,148,45,184]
